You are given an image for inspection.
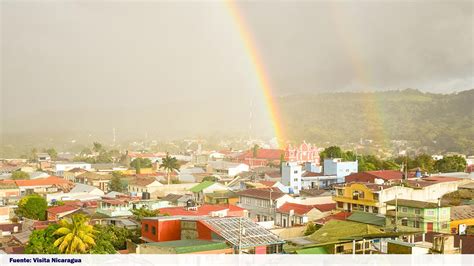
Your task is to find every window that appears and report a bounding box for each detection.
[337,202,344,208]
[373,207,379,213]
[144,224,149,232]
[336,246,344,253]
[442,222,448,229]
[415,209,421,215]
[337,189,343,196]
[373,193,379,201]
[151,226,156,235]
[294,178,299,182]
[402,207,408,213]
[426,210,435,216]
[294,170,298,174]
[402,219,408,226]
[365,206,370,212]
[414,221,420,228]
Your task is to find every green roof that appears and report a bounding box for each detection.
[307,220,384,244]
[347,211,386,227]
[189,181,216,193]
[296,246,328,254]
[144,240,229,254]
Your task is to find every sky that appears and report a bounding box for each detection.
[1,0,473,140]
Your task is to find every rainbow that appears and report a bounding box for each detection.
[225,0,286,148]
[328,3,388,144]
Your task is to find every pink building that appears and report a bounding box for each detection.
[285,141,320,165]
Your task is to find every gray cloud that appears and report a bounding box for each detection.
[1,1,472,139]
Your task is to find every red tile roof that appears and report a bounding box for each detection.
[277,203,315,215]
[158,204,245,217]
[236,188,286,200]
[259,181,277,187]
[345,170,403,183]
[14,176,71,187]
[47,205,80,215]
[277,202,336,215]
[237,149,285,160]
[422,176,464,182]
[302,171,324,177]
[314,211,351,225]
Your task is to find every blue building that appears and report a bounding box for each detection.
[323,158,358,183]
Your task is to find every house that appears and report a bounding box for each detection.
[323,158,358,182]
[291,220,387,254]
[178,167,206,183]
[62,168,89,182]
[204,190,239,205]
[54,162,91,176]
[128,178,163,197]
[234,149,284,169]
[75,172,112,192]
[14,176,73,196]
[385,199,450,233]
[139,216,284,254]
[158,204,246,217]
[275,202,336,227]
[69,183,105,196]
[237,188,293,222]
[333,179,460,214]
[0,182,20,205]
[449,205,474,234]
[206,161,249,177]
[96,198,171,218]
[281,162,302,193]
[189,181,228,203]
[47,205,81,221]
[345,170,404,184]
[301,171,338,189]
[0,206,14,224]
[160,193,193,206]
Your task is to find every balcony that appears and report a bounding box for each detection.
[332,196,379,206]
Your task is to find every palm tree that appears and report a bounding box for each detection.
[159,153,180,185]
[53,214,97,254]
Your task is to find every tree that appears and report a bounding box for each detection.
[413,154,435,173]
[109,171,125,192]
[92,142,103,153]
[304,221,321,236]
[320,146,343,161]
[434,155,467,173]
[91,225,142,254]
[53,214,97,254]
[11,170,30,180]
[159,153,180,186]
[46,148,58,160]
[130,158,152,174]
[252,145,259,158]
[25,224,61,254]
[131,207,157,222]
[16,194,47,220]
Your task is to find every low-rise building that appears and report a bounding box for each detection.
[189,181,228,203]
[206,161,249,177]
[385,199,450,233]
[75,172,112,192]
[128,178,163,197]
[237,188,293,222]
[275,202,336,227]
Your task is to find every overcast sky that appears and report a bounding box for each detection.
[1,1,473,138]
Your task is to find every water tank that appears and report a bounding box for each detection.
[186,199,196,208]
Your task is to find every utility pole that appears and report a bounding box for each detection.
[437,197,441,233]
[394,186,399,232]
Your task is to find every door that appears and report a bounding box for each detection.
[427,222,433,232]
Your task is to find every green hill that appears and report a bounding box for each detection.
[278,89,474,154]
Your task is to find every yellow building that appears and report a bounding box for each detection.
[333,183,390,214]
[450,205,474,234]
[204,190,239,205]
